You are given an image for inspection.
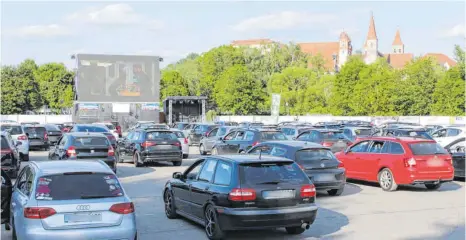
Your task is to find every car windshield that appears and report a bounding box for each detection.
[77,126,108,132]
[409,142,448,155]
[73,137,109,146]
[172,131,185,138]
[1,136,9,149]
[240,162,307,185]
[199,125,214,132]
[354,129,372,136]
[24,127,46,136]
[322,131,345,139]
[0,125,23,135]
[296,149,338,162]
[146,131,178,140]
[218,127,228,136]
[35,173,123,201]
[260,131,287,140]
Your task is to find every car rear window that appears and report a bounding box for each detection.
[218,127,228,136]
[172,131,185,138]
[296,149,338,162]
[45,125,61,131]
[322,131,345,140]
[146,131,178,140]
[240,162,307,185]
[24,127,46,135]
[35,173,123,201]
[354,129,372,136]
[260,131,287,140]
[77,126,108,132]
[1,136,9,149]
[409,142,448,155]
[0,125,23,135]
[73,137,109,146]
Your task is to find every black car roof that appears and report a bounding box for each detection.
[260,140,330,149]
[67,132,108,137]
[209,155,293,164]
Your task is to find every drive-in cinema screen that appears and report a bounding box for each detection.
[75,54,161,102]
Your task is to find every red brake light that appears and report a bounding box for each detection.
[141,141,156,148]
[17,135,28,140]
[300,184,316,198]
[184,138,188,144]
[322,142,333,147]
[403,157,416,167]
[109,202,135,214]
[44,133,48,141]
[252,142,259,146]
[338,161,344,168]
[67,146,77,157]
[445,158,453,165]
[229,188,256,201]
[108,146,115,156]
[24,207,56,219]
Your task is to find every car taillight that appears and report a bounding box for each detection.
[404,157,416,167]
[173,142,181,147]
[116,126,121,133]
[67,146,77,157]
[109,202,135,214]
[108,146,115,156]
[17,135,28,140]
[44,133,48,141]
[141,141,156,148]
[322,142,333,147]
[229,188,256,201]
[184,138,188,144]
[338,161,344,168]
[445,158,453,165]
[252,142,259,147]
[24,207,56,219]
[300,184,316,198]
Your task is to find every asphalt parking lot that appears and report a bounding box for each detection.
[1,148,465,240]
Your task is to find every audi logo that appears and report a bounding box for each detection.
[76,205,90,211]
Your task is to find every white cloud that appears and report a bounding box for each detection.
[443,24,465,37]
[66,3,164,29]
[13,24,71,37]
[232,11,337,32]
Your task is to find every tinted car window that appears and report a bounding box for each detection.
[198,159,217,182]
[244,131,255,141]
[409,142,448,155]
[351,141,370,153]
[35,173,123,200]
[217,127,228,136]
[45,125,61,131]
[1,136,10,149]
[260,131,287,140]
[240,162,307,185]
[296,149,337,162]
[322,131,345,140]
[200,125,215,132]
[354,129,372,136]
[73,137,109,146]
[76,126,108,133]
[389,142,404,154]
[146,131,178,140]
[1,125,23,135]
[24,126,46,136]
[270,146,287,157]
[213,161,232,186]
[446,128,461,137]
[172,131,185,138]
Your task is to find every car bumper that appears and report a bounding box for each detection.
[29,141,49,148]
[216,204,318,231]
[67,157,116,171]
[141,152,182,162]
[454,169,465,178]
[306,169,346,191]
[401,170,454,184]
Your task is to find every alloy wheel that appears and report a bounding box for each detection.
[380,171,392,189]
[205,207,216,237]
[165,192,172,216]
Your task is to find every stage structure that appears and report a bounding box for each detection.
[163,96,208,125]
[71,53,163,129]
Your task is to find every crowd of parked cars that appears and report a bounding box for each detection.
[0,119,464,240]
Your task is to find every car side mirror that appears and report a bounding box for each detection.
[173,172,183,179]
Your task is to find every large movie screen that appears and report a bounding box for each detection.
[75,54,161,102]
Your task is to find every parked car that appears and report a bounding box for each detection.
[424,125,444,134]
[9,160,137,240]
[199,126,238,155]
[182,123,198,140]
[170,128,190,159]
[248,141,346,196]
[48,132,117,173]
[371,128,433,140]
[20,121,40,126]
[44,124,63,145]
[116,129,182,166]
[296,129,351,153]
[312,122,341,129]
[1,169,12,228]
[172,122,190,131]
[61,122,75,133]
[444,137,465,178]
[93,122,120,139]
[431,127,465,146]
[335,137,454,191]
[1,123,29,161]
[187,124,218,146]
[163,155,318,239]
[1,131,21,178]
[23,125,49,150]
[279,126,314,140]
[128,121,156,131]
[214,121,238,126]
[69,124,117,149]
[212,128,288,155]
[138,123,170,130]
[342,127,373,142]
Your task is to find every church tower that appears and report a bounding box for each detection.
[338,31,352,68]
[392,29,404,54]
[364,13,378,64]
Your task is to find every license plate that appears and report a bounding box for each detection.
[64,212,102,223]
[314,174,335,182]
[262,190,295,199]
[157,145,173,149]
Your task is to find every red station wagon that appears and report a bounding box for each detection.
[334,137,454,191]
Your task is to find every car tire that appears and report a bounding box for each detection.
[327,187,344,196]
[199,144,207,155]
[378,168,398,192]
[183,154,189,159]
[285,226,306,235]
[164,190,178,219]
[425,183,442,190]
[173,160,182,166]
[211,147,218,155]
[133,153,143,168]
[204,204,225,240]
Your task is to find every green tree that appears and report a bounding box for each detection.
[431,65,465,115]
[34,63,74,112]
[17,59,43,110]
[453,44,465,80]
[1,66,27,114]
[160,70,189,101]
[214,65,265,114]
[305,74,334,114]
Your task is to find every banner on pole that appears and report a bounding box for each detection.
[271,94,281,117]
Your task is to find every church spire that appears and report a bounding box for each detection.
[366,12,378,41]
[392,28,403,45]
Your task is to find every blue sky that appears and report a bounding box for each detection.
[1,1,464,69]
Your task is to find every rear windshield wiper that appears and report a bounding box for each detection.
[255,181,281,185]
[80,195,116,199]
